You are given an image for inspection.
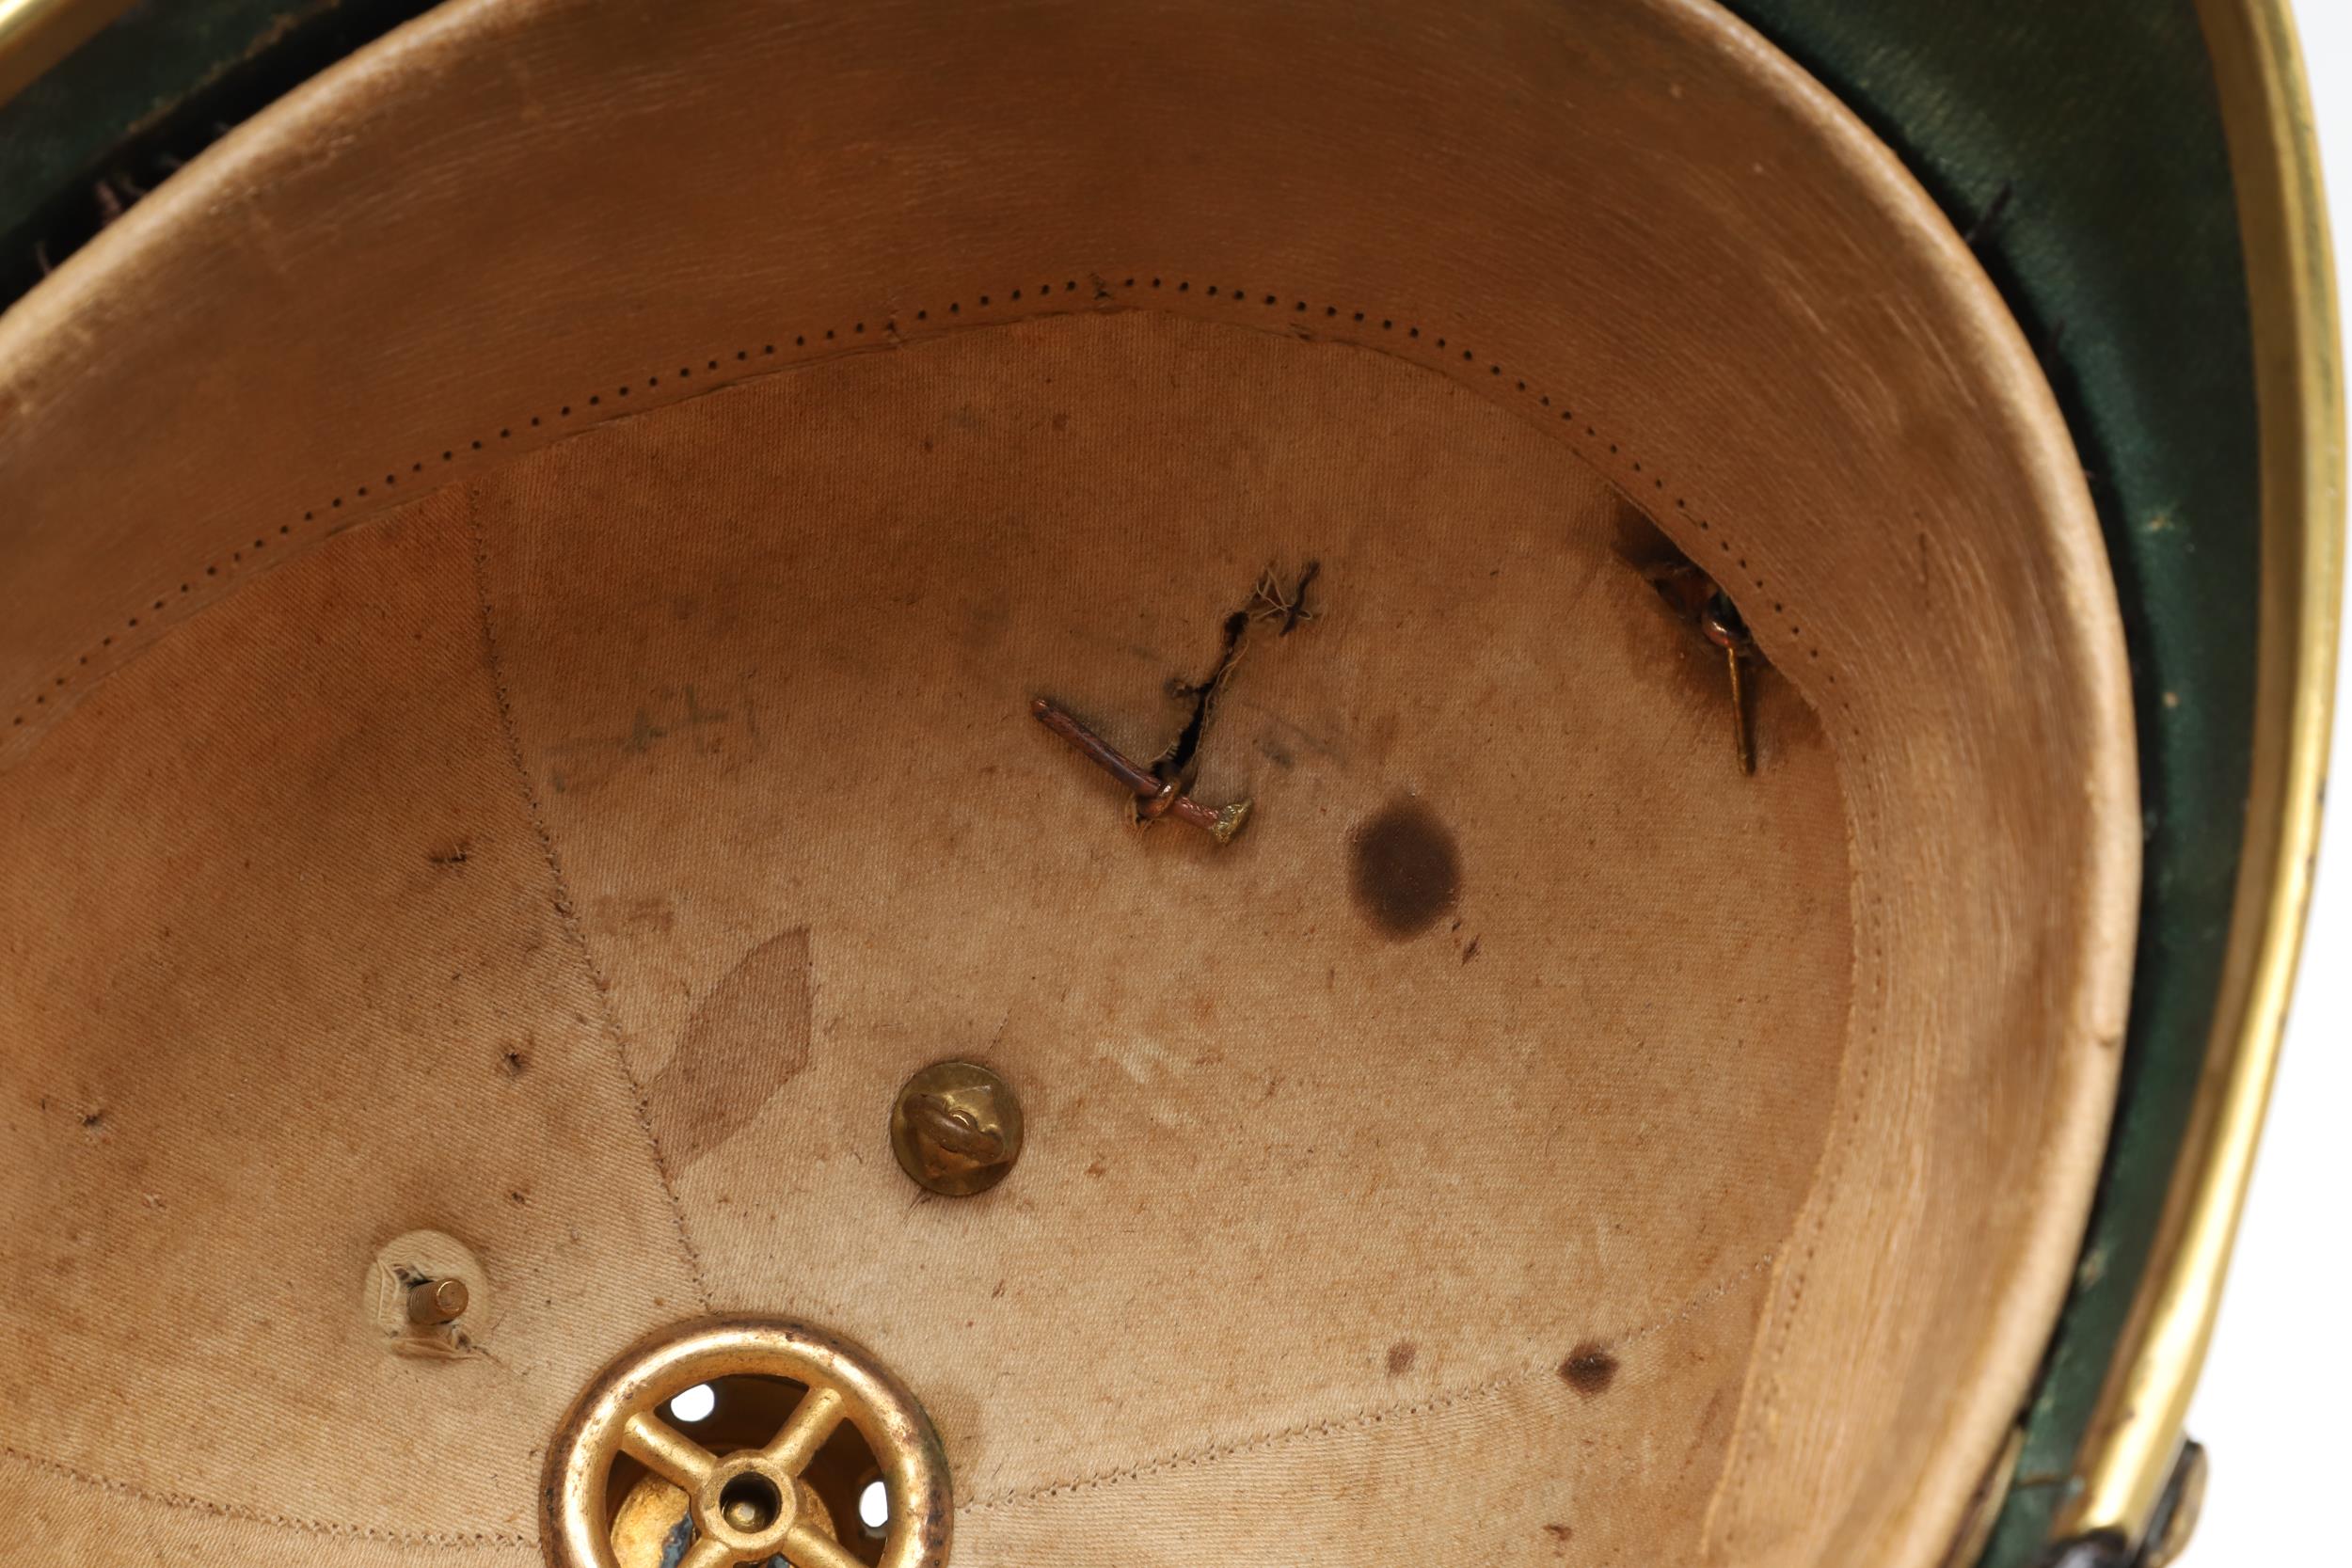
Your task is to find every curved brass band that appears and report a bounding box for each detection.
[2060,0,2346,1546]
[0,0,128,108]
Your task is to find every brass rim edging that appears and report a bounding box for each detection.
[2058,0,2346,1548]
[0,0,130,108]
[543,1317,951,1568]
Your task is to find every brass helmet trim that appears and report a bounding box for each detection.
[544,1318,950,1568]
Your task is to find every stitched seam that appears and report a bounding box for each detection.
[8,272,1841,743]
[0,1441,534,1551]
[960,1245,1776,1512]
[0,272,1850,1529]
[466,483,712,1310]
[1710,926,1878,1548]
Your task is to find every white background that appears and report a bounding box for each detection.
[2185,3,2351,1556]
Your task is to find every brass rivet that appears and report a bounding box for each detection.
[405,1276,469,1326]
[891,1061,1024,1196]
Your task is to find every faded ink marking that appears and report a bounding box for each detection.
[547,684,762,796]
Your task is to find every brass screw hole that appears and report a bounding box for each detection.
[719,1473,783,1534]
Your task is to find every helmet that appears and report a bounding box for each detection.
[0,3,2335,1565]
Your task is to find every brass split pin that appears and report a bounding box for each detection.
[1031,697,1253,844]
[1701,594,1756,775]
[1645,561,1761,776]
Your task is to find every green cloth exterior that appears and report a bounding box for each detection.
[1722,6,2257,1561]
[0,0,436,308]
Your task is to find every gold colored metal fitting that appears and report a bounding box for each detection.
[612,1470,840,1568]
[405,1276,469,1326]
[0,0,130,109]
[891,1060,1024,1197]
[2063,0,2344,1550]
[544,1317,949,1568]
[1644,562,1763,776]
[1700,596,1757,775]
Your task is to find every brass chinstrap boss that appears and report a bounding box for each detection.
[890,1060,1025,1197]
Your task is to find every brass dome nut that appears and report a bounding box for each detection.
[891,1061,1023,1196]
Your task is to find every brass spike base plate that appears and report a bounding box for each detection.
[542,1318,949,1568]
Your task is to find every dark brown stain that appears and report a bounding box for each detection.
[1544,1524,1573,1544]
[1461,935,1481,964]
[501,1044,530,1076]
[1349,797,1460,938]
[648,927,814,1170]
[1386,1340,1418,1375]
[1560,1342,1618,1397]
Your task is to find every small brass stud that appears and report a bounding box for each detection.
[405,1276,469,1326]
[892,1061,1024,1196]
